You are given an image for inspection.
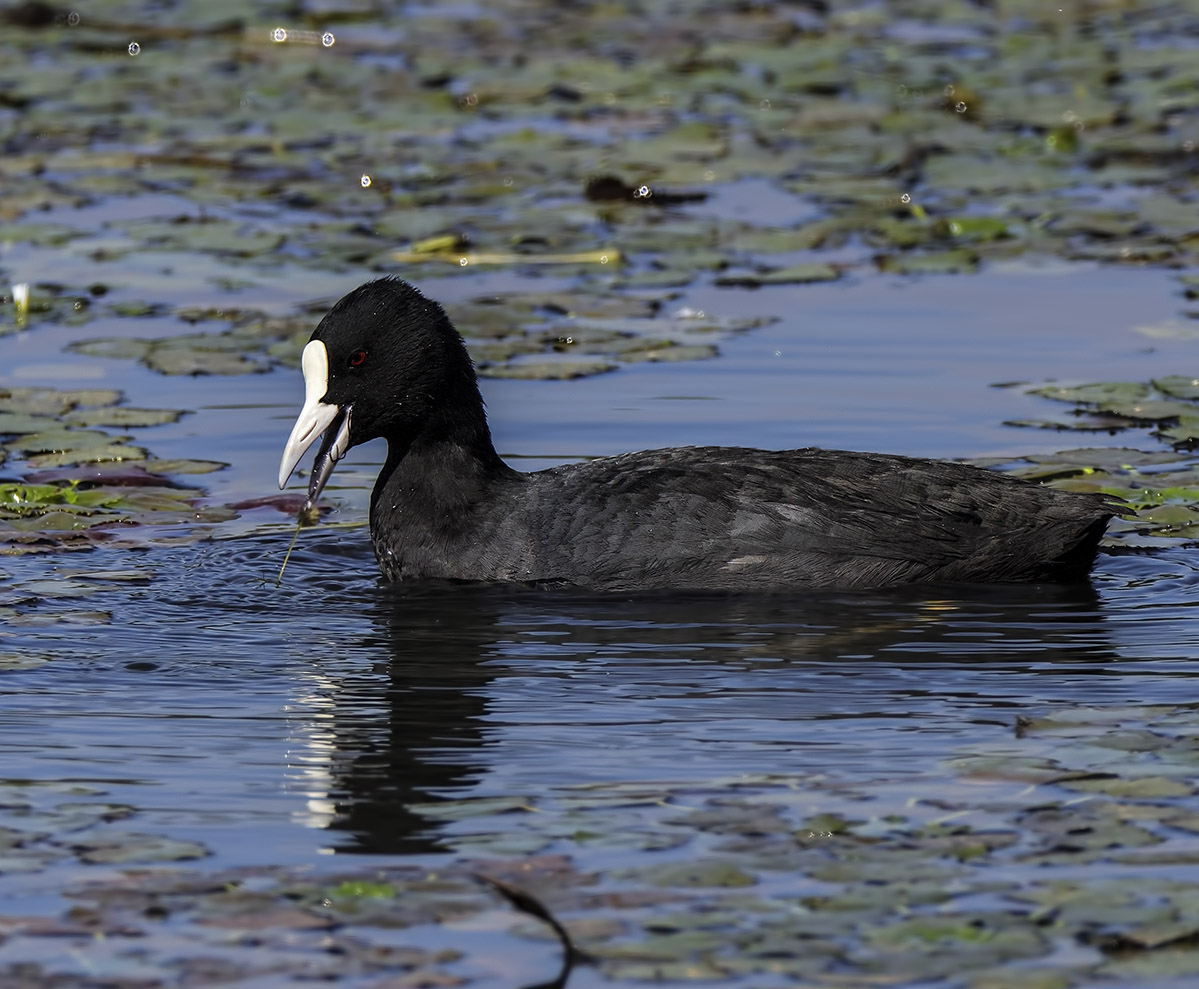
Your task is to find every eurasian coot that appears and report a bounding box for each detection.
[278,277,1116,590]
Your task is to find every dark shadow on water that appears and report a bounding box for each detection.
[9,532,1196,863]
[314,576,1120,854]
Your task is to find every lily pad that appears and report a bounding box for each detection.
[714,262,841,287]
[877,249,980,275]
[62,407,184,428]
[479,360,618,380]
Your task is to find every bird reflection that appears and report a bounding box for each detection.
[299,579,1111,856]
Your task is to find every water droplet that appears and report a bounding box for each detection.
[127,41,140,56]
[502,176,514,187]
[272,27,287,43]
[703,169,716,181]
[67,11,79,25]
[901,193,911,204]
[459,257,469,267]
[896,84,908,96]
[360,174,371,188]
[635,184,652,199]
[600,255,609,264]
[321,31,335,47]
[955,101,967,113]
[944,84,955,97]
[458,92,478,108]
[759,98,771,109]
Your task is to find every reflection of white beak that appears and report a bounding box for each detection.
[278,341,351,502]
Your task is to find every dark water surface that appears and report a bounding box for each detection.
[3,265,1199,985]
[4,534,1198,866]
[6,1,1199,981]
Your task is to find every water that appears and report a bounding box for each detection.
[4,536,1197,862]
[3,262,1199,984]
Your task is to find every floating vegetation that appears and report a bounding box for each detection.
[3,0,1199,315]
[5,4,1199,985]
[3,703,1199,985]
[64,295,776,380]
[0,386,232,555]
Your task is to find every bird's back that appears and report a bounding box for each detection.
[500,447,1115,590]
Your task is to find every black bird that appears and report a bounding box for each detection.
[278,277,1116,591]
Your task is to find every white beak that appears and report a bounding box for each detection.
[278,340,346,492]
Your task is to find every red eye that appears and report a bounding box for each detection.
[348,350,367,368]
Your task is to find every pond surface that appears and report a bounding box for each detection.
[4,262,1199,986]
[6,0,1199,983]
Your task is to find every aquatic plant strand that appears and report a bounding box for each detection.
[275,515,304,586]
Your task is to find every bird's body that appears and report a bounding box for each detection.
[279,278,1116,591]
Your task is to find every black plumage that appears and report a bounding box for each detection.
[279,278,1116,591]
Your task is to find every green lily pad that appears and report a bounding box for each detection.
[1060,777,1195,799]
[0,411,58,434]
[75,833,211,864]
[1031,382,1152,405]
[67,338,153,360]
[627,861,757,889]
[877,249,980,275]
[62,407,184,428]
[479,360,618,380]
[714,262,840,287]
[0,387,122,417]
[1153,375,1199,400]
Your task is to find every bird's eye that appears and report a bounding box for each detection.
[348,350,368,368]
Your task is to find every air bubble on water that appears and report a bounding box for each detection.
[127,41,140,55]
[321,32,335,47]
[503,177,514,186]
[634,185,652,199]
[1185,140,1196,152]
[760,98,771,109]
[459,257,469,267]
[955,101,967,113]
[360,174,371,188]
[901,193,911,204]
[67,11,79,24]
[944,84,955,97]
[272,27,287,43]
[600,255,609,264]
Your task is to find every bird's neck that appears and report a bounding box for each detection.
[372,406,516,520]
